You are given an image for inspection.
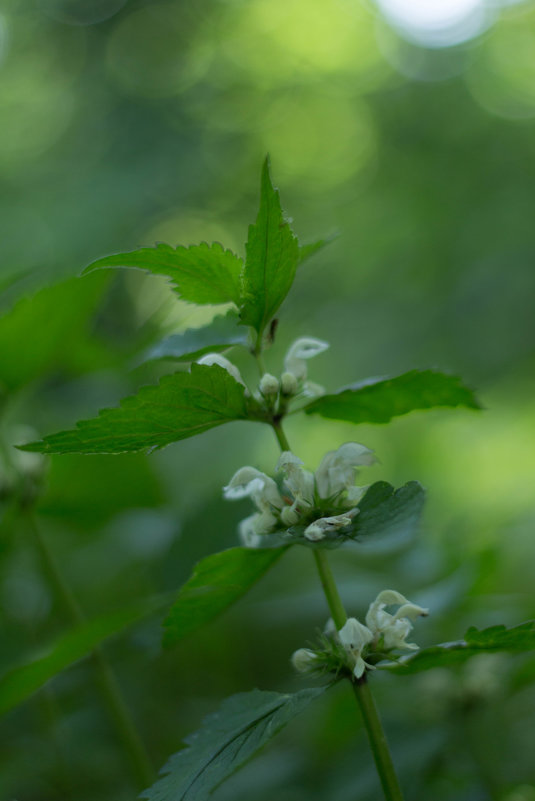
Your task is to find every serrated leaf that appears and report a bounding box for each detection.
[84,242,243,307]
[141,687,326,801]
[163,547,287,647]
[0,594,169,717]
[303,370,481,426]
[254,481,425,550]
[380,620,535,675]
[19,364,251,455]
[240,158,299,338]
[138,311,249,365]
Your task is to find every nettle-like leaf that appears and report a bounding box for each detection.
[0,595,169,717]
[303,369,481,426]
[141,687,326,801]
[380,621,535,675]
[163,547,287,647]
[298,236,334,266]
[19,364,254,455]
[138,311,249,365]
[255,480,425,550]
[239,157,300,339]
[84,241,243,307]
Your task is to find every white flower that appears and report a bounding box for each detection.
[197,353,246,387]
[284,337,329,382]
[338,618,374,679]
[259,373,279,396]
[276,452,315,507]
[315,442,375,501]
[365,589,428,651]
[224,467,284,511]
[304,509,358,541]
[291,648,318,673]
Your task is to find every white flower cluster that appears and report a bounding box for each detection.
[292,590,428,679]
[224,442,376,547]
[197,336,329,401]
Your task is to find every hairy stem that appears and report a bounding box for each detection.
[27,514,154,790]
[271,419,405,801]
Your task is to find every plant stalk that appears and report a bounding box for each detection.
[271,419,405,801]
[27,514,154,790]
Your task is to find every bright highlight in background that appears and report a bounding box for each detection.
[375,0,495,47]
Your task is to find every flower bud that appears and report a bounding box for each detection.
[281,504,300,526]
[291,648,317,673]
[280,371,299,396]
[259,373,279,396]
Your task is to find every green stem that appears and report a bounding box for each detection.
[27,514,154,790]
[352,678,405,801]
[271,419,405,801]
[312,550,347,630]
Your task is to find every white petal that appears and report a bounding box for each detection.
[224,467,283,509]
[339,618,373,650]
[277,452,315,506]
[291,648,317,673]
[284,337,329,381]
[344,485,367,506]
[373,589,410,607]
[304,523,325,541]
[197,353,246,387]
[353,656,367,679]
[238,515,263,548]
[280,504,300,526]
[315,442,375,499]
[392,603,429,622]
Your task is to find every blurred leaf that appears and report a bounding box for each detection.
[381,620,535,675]
[19,364,252,455]
[0,274,113,394]
[298,235,335,266]
[84,242,243,306]
[255,481,425,550]
[163,546,287,647]
[138,311,249,365]
[0,594,169,717]
[303,370,481,425]
[141,687,326,801]
[240,157,299,338]
[37,454,164,528]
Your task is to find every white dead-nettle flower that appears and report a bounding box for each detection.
[224,442,374,546]
[365,590,429,651]
[283,337,329,396]
[197,353,246,388]
[338,618,374,679]
[304,509,359,542]
[291,648,318,673]
[259,373,280,396]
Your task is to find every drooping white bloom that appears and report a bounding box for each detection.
[223,467,284,510]
[284,337,329,382]
[365,589,428,651]
[304,509,358,541]
[197,353,246,387]
[315,442,376,501]
[291,648,318,673]
[259,373,280,396]
[277,452,315,506]
[338,618,374,679]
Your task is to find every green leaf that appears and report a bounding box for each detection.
[303,370,481,426]
[19,364,251,455]
[0,274,113,394]
[163,546,287,647]
[84,242,243,307]
[255,481,425,550]
[141,687,326,801]
[138,311,249,365]
[0,595,169,717]
[380,621,535,675]
[240,157,299,338]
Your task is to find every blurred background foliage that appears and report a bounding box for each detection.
[1,0,535,799]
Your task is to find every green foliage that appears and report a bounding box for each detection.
[85,242,243,306]
[139,311,249,365]
[0,274,113,393]
[303,370,481,425]
[0,595,169,717]
[141,687,326,801]
[381,621,535,675]
[298,237,335,266]
[255,480,425,549]
[19,364,253,454]
[163,546,287,647]
[240,157,299,339]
